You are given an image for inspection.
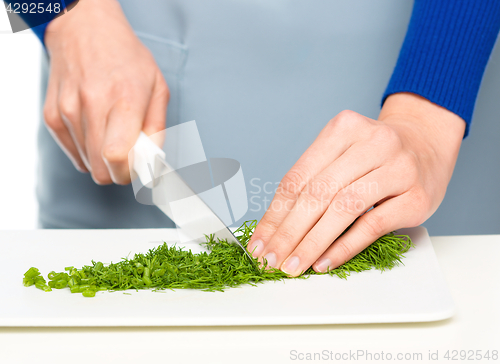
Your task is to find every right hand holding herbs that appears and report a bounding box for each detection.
[43,0,169,184]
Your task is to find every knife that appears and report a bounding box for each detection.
[131,132,255,265]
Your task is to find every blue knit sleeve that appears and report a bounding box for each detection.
[3,0,78,44]
[383,0,500,137]
[31,22,49,43]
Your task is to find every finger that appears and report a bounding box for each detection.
[43,81,88,172]
[280,167,410,276]
[142,71,169,137]
[101,93,151,185]
[80,97,112,184]
[312,193,413,273]
[258,141,384,268]
[248,114,360,256]
[58,85,91,170]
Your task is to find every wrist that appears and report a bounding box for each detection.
[45,0,122,51]
[380,93,465,136]
[379,92,465,179]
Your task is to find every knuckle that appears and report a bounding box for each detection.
[330,188,366,215]
[304,233,323,253]
[115,89,136,106]
[58,95,78,122]
[336,109,358,122]
[336,239,354,261]
[43,105,64,133]
[274,228,295,246]
[112,174,131,186]
[156,78,170,102]
[260,213,281,232]
[406,189,432,224]
[304,176,335,203]
[329,110,360,133]
[373,125,399,146]
[102,143,129,164]
[267,198,289,215]
[411,188,431,210]
[92,170,113,185]
[80,86,101,107]
[116,98,134,113]
[361,213,386,238]
[279,168,308,198]
[329,110,374,138]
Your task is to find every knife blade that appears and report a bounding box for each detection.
[132,132,256,266]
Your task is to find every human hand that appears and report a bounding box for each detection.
[247,93,465,276]
[43,0,169,184]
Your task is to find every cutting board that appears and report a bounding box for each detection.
[0,226,454,326]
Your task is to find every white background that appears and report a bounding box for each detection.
[0,10,41,229]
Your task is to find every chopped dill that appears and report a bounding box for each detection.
[23,220,414,296]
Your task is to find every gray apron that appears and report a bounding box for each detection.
[37,0,419,229]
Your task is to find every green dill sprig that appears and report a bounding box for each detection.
[305,232,414,279]
[23,220,414,296]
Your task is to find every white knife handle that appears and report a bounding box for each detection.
[132,132,166,188]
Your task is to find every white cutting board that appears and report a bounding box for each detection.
[0,226,454,326]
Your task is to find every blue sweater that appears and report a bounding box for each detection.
[14,0,500,137]
[384,0,500,137]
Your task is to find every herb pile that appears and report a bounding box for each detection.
[23,220,414,297]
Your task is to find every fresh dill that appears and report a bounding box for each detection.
[23,220,414,296]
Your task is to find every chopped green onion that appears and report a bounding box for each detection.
[23,278,34,287]
[48,272,69,282]
[82,290,96,298]
[135,263,144,274]
[131,278,143,286]
[93,262,103,272]
[54,279,68,289]
[153,268,165,278]
[24,267,40,279]
[35,281,51,292]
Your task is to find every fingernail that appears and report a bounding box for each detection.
[248,239,264,257]
[315,258,331,273]
[263,252,277,268]
[282,256,300,275]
